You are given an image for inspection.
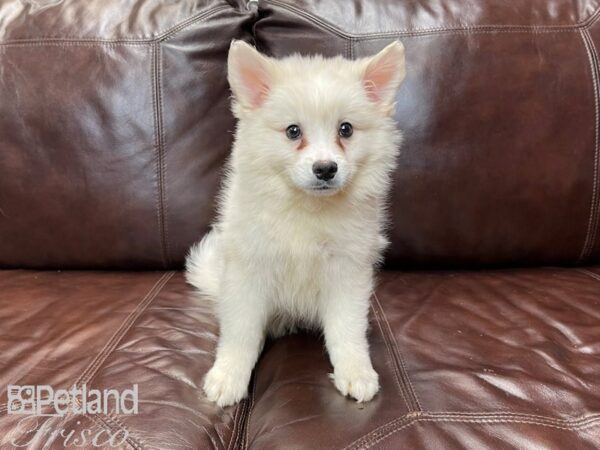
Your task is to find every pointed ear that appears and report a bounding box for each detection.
[362,41,406,105]
[227,40,273,109]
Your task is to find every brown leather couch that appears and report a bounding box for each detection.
[1,0,600,448]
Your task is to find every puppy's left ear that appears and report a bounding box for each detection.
[362,41,406,107]
[228,40,274,110]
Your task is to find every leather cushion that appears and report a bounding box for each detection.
[1,268,598,448]
[0,0,253,269]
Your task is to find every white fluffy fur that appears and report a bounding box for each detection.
[186,40,405,407]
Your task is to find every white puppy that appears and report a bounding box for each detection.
[186,40,405,407]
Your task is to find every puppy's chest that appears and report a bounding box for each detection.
[266,219,338,262]
[257,219,336,284]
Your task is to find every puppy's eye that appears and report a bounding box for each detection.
[286,124,302,140]
[339,122,353,138]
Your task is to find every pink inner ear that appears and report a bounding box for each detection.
[241,66,270,108]
[364,55,397,102]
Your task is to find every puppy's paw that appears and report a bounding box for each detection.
[330,364,380,403]
[203,364,249,407]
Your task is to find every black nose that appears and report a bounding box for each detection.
[312,160,338,181]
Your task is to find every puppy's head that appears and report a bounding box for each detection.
[227,41,405,198]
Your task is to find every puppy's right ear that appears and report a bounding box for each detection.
[228,40,273,109]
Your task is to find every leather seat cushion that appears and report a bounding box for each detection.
[1,267,599,448]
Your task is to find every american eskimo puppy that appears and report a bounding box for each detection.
[186,40,405,407]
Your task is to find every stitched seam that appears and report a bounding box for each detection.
[425,417,600,428]
[81,413,141,450]
[580,29,600,262]
[151,43,170,268]
[425,412,600,423]
[71,396,145,450]
[372,293,422,411]
[72,272,174,389]
[227,401,243,450]
[370,303,410,410]
[242,373,257,449]
[344,412,600,449]
[158,5,232,42]
[576,267,600,282]
[0,41,150,47]
[103,412,146,450]
[360,417,600,450]
[264,0,600,40]
[0,4,231,45]
[359,420,417,450]
[157,42,171,267]
[350,28,580,41]
[228,390,251,450]
[579,29,600,263]
[343,415,419,450]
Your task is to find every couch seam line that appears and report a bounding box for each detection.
[0,40,150,47]
[151,42,170,268]
[241,372,257,449]
[578,29,600,263]
[226,402,243,450]
[263,0,600,40]
[361,417,600,450]
[158,5,232,42]
[425,412,600,423]
[576,267,600,282]
[343,412,600,449]
[343,414,419,450]
[102,411,146,450]
[157,41,171,266]
[0,4,231,45]
[71,272,174,390]
[31,273,174,450]
[227,390,250,450]
[370,302,410,410]
[373,293,422,411]
[83,408,145,450]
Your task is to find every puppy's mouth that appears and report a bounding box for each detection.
[307,182,341,196]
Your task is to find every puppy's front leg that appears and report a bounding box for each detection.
[203,268,268,407]
[322,269,379,402]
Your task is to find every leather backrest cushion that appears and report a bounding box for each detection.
[2,0,600,269]
[256,0,600,268]
[0,0,252,269]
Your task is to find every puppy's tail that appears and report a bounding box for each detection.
[185,229,222,300]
